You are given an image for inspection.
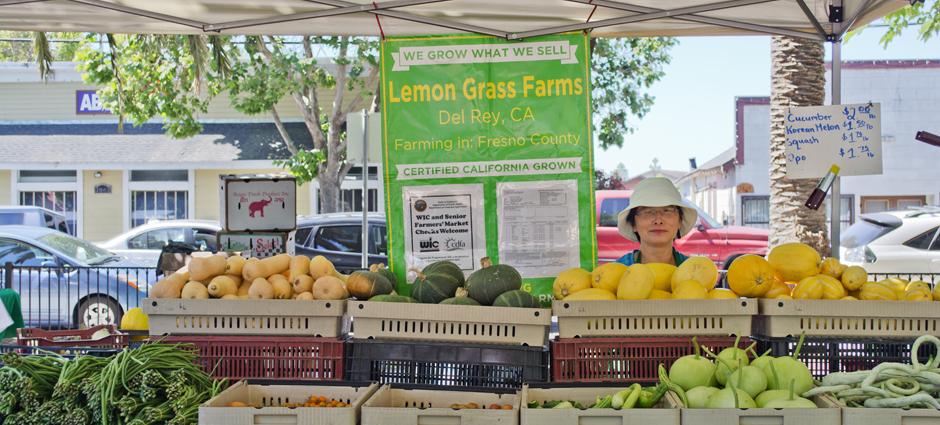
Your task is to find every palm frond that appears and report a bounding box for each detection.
[32,32,54,82]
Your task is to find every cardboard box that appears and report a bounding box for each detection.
[756,299,940,338]
[199,381,378,425]
[220,174,296,232]
[361,385,519,425]
[521,385,680,425]
[553,299,756,338]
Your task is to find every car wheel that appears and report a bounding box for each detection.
[76,296,123,328]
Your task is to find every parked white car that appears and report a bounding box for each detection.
[96,220,221,265]
[840,207,940,275]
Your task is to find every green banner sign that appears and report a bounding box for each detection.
[381,33,596,306]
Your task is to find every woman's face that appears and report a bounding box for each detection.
[633,206,681,246]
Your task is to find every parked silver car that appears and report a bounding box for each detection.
[96,220,221,265]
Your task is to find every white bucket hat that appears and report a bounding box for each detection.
[616,177,698,243]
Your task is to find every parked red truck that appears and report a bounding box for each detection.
[595,190,769,269]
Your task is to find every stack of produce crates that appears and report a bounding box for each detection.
[345,299,551,392]
[144,298,347,381]
[551,298,757,384]
[753,272,940,379]
[0,325,129,359]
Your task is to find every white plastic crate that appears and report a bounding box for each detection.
[756,298,940,338]
[350,301,551,346]
[361,385,519,425]
[676,392,841,425]
[553,299,756,338]
[199,381,378,425]
[144,298,346,336]
[522,385,679,425]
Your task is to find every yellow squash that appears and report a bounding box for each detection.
[591,263,627,293]
[120,307,149,331]
[646,263,677,292]
[554,268,593,299]
[617,264,655,300]
[726,255,775,297]
[564,288,616,301]
[671,257,718,291]
[672,280,708,299]
[767,242,821,282]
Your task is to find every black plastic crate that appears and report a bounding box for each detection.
[345,339,548,391]
[755,336,938,379]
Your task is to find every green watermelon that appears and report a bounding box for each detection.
[422,261,465,287]
[368,294,417,303]
[466,257,522,305]
[440,296,481,306]
[492,290,540,308]
[370,263,399,288]
[412,271,461,304]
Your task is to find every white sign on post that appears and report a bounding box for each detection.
[785,103,883,179]
[220,174,297,232]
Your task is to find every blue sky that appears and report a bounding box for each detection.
[594,25,940,176]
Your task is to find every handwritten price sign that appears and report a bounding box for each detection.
[784,103,883,179]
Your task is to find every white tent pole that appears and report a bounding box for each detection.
[795,0,829,38]
[831,0,843,258]
[361,110,370,270]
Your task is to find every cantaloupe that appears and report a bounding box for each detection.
[554,268,592,299]
[243,254,291,281]
[268,274,293,299]
[289,255,311,283]
[190,254,227,282]
[466,258,522,305]
[347,271,394,300]
[591,263,627,293]
[493,290,540,308]
[181,281,209,299]
[617,264,654,300]
[647,263,677,292]
[248,277,274,299]
[671,257,719,291]
[207,275,239,298]
[225,255,246,276]
[768,243,821,282]
[292,275,315,294]
[564,288,616,301]
[312,276,348,300]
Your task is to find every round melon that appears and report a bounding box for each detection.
[590,263,626,293]
[493,290,540,308]
[440,296,481,306]
[726,255,775,297]
[368,294,417,303]
[554,267,592,299]
[466,258,522,305]
[346,271,394,300]
[369,263,399,288]
[646,263,677,292]
[422,261,465,287]
[671,257,719,291]
[412,270,462,304]
[767,243,821,282]
[564,288,616,301]
[617,263,655,300]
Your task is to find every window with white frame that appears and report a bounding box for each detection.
[316,188,379,214]
[129,170,189,228]
[16,170,79,236]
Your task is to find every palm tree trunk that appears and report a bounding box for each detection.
[769,36,831,255]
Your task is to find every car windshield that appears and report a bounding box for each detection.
[37,232,114,264]
[841,219,895,248]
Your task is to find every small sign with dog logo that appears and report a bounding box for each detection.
[220,174,297,232]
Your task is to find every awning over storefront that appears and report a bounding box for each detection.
[0,0,906,41]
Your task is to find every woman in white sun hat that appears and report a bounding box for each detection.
[615,177,698,266]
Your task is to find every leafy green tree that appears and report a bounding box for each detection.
[846,1,940,45]
[0,31,82,80]
[30,33,673,213]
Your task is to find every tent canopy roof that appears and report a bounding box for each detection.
[0,0,907,40]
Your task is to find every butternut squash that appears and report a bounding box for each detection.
[310,255,339,280]
[242,258,260,280]
[248,277,274,299]
[268,274,293,299]
[207,275,239,298]
[225,274,243,287]
[190,254,227,281]
[181,281,209,299]
[152,271,190,299]
[295,292,315,301]
[243,254,291,281]
[289,255,311,282]
[312,276,349,300]
[293,275,315,294]
[221,294,239,300]
[237,282,251,297]
[225,255,247,276]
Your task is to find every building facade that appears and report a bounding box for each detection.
[678,60,940,231]
[0,62,382,241]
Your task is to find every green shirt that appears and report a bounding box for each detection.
[615,248,689,266]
